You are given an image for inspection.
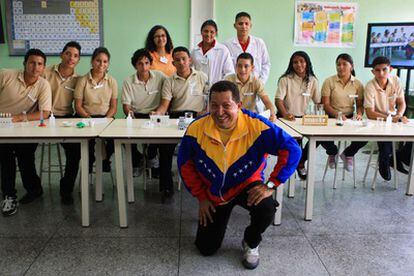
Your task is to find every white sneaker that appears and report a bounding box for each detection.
[1,196,18,216]
[328,155,337,169]
[242,240,259,269]
[340,153,353,172]
[133,167,142,177]
[146,157,159,168]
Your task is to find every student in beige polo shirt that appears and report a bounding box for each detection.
[321,53,366,172]
[0,49,51,216]
[364,56,408,181]
[122,48,166,178]
[74,47,118,173]
[44,41,81,205]
[154,46,208,203]
[275,51,319,180]
[225,53,276,121]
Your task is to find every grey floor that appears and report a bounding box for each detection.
[1,143,414,276]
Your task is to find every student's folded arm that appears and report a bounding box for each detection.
[322,96,337,118]
[75,99,90,118]
[122,104,133,117]
[365,107,386,120]
[105,98,118,118]
[395,97,406,117]
[153,99,170,115]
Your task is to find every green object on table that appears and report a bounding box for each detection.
[76,122,86,128]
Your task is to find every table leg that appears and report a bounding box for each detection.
[305,138,316,221]
[125,143,134,203]
[95,138,103,202]
[287,173,295,198]
[115,140,128,228]
[406,143,414,196]
[80,140,90,227]
[273,184,283,225]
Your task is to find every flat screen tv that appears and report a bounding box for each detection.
[364,22,414,69]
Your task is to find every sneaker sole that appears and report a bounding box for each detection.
[242,259,259,270]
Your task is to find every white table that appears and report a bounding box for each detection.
[101,118,302,228]
[280,118,414,221]
[99,119,185,228]
[0,118,113,227]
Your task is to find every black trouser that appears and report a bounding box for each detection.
[195,181,278,256]
[397,142,412,166]
[378,142,393,167]
[158,111,198,192]
[0,143,41,198]
[300,141,367,163]
[56,115,81,195]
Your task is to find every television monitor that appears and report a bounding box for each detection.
[364,22,414,69]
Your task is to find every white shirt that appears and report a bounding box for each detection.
[191,42,234,86]
[224,35,271,84]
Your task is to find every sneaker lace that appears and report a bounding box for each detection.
[2,197,15,210]
[246,246,259,256]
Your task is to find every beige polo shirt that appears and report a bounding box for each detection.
[364,75,404,115]
[321,75,364,116]
[0,69,51,115]
[74,72,118,116]
[225,74,267,112]
[43,64,78,116]
[122,70,166,114]
[161,69,208,112]
[275,74,319,117]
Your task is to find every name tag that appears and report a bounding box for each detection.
[200,56,208,65]
[244,92,254,96]
[93,84,104,89]
[148,90,159,95]
[160,56,168,64]
[349,94,358,99]
[64,86,75,92]
[302,92,311,97]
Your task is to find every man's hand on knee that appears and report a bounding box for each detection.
[247,185,274,206]
[199,199,216,227]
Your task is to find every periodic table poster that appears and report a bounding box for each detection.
[5,0,103,55]
[294,1,358,48]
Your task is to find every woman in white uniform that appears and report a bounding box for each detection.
[191,20,234,87]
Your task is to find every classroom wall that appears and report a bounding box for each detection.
[1,0,414,117]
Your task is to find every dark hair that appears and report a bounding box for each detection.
[236,52,254,65]
[209,80,240,103]
[145,25,174,53]
[372,56,391,67]
[172,46,191,58]
[279,51,316,84]
[61,41,81,55]
[201,19,218,33]
[24,48,46,64]
[336,53,355,76]
[235,11,251,21]
[91,47,110,61]
[131,48,153,68]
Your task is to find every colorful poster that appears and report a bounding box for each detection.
[294,1,358,48]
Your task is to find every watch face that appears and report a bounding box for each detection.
[267,181,275,189]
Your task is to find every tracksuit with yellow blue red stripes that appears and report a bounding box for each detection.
[178,109,301,255]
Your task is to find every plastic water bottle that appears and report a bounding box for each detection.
[126,111,133,128]
[49,112,56,127]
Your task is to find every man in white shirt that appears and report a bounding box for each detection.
[224,12,271,85]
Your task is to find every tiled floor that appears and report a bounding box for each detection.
[1,143,414,275]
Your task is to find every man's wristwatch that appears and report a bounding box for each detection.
[266,181,276,190]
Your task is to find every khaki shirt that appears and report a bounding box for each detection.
[122,70,166,114]
[321,75,364,116]
[74,72,118,116]
[364,75,404,115]
[161,69,208,112]
[225,74,267,112]
[43,64,78,116]
[275,74,319,117]
[0,69,51,115]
